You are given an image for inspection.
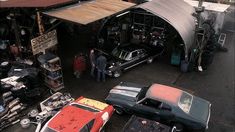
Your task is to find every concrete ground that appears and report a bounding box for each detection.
[3,5,235,132]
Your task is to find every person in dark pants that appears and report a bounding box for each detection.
[89,49,96,77]
[96,53,107,82]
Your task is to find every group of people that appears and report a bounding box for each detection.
[89,49,107,82]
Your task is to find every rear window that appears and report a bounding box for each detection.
[71,104,99,112]
[178,92,193,113]
[137,87,149,101]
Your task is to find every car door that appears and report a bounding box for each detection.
[158,103,175,123]
[133,103,161,121]
[136,98,174,122]
[133,98,161,121]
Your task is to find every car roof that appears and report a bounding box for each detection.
[146,84,183,105]
[47,105,96,132]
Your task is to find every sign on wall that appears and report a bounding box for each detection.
[31,30,58,55]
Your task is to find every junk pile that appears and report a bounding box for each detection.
[0,91,26,131]
[1,62,42,104]
[0,62,43,131]
[20,92,74,132]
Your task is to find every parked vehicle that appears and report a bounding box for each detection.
[105,82,211,131]
[40,96,114,132]
[106,44,163,77]
[123,115,176,132]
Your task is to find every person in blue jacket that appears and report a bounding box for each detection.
[96,52,107,82]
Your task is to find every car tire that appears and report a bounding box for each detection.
[114,106,124,115]
[147,57,153,64]
[173,123,184,132]
[113,70,121,78]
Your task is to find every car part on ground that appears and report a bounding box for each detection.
[28,109,39,118]
[1,75,42,104]
[39,92,74,112]
[105,82,211,131]
[23,92,75,131]
[20,118,31,128]
[20,109,57,132]
[0,91,26,131]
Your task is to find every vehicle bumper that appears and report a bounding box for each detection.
[206,103,211,129]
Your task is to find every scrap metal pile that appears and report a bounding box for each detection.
[0,91,26,131]
[20,92,74,132]
[0,62,43,131]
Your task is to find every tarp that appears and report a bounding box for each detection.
[43,0,135,25]
[0,0,74,8]
[137,0,196,56]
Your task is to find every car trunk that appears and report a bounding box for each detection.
[189,97,211,127]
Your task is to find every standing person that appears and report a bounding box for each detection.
[73,53,86,78]
[96,52,107,82]
[89,49,96,77]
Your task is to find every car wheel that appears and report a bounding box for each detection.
[147,57,153,64]
[114,106,124,115]
[173,123,184,132]
[113,70,121,78]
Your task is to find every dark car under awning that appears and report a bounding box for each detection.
[136,0,196,57]
[43,0,135,25]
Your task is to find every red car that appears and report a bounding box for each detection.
[40,96,114,132]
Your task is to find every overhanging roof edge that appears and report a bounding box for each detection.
[136,0,196,54]
[42,0,136,25]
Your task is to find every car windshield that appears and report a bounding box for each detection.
[178,92,193,114]
[71,104,100,112]
[112,48,129,60]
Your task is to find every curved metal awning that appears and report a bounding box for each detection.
[136,0,196,56]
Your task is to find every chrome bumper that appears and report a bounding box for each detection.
[206,103,211,129]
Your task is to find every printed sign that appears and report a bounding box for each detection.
[31,30,58,55]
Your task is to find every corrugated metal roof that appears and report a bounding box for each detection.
[137,0,196,55]
[43,0,135,25]
[0,0,74,8]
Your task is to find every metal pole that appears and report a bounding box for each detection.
[36,11,45,35]
[195,0,205,71]
[12,9,22,57]
[198,0,203,7]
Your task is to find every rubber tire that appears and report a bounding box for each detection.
[147,57,153,64]
[113,70,121,78]
[114,106,124,115]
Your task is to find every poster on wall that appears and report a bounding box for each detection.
[31,30,58,55]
